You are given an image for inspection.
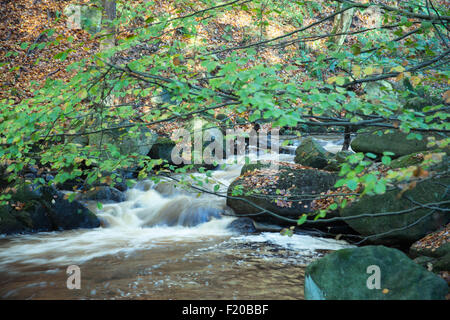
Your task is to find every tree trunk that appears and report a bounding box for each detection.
[331,4,355,48]
[100,0,116,51]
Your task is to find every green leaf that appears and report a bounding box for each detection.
[346,179,358,191]
[381,156,391,166]
[374,182,386,194]
[297,214,307,225]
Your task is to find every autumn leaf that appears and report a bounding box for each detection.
[443,90,450,104]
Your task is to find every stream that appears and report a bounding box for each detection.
[0,135,354,300]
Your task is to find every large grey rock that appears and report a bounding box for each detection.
[351,127,445,158]
[323,150,354,171]
[148,136,176,163]
[305,246,448,300]
[0,185,100,235]
[226,218,257,234]
[227,165,337,224]
[410,224,450,273]
[64,5,102,34]
[89,122,157,158]
[340,176,450,245]
[240,161,273,175]
[75,186,125,203]
[363,80,394,99]
[294,137,333,169]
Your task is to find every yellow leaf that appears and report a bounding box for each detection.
[443,90,450,104]
[390,66,405,73]
[395,72,404,82]
[173,56,182,66]
[327,76,336,84]
[352,65,361,77]
[364,66,374,75]
[335,76,345,86]
[410,76,421,86]
[78,89,88,100]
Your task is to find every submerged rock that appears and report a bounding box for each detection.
[305,246,448,300]
[227,218,257,234]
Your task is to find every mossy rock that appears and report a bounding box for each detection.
[0,206,30,235]
[227,165,337,224]
[409,227,450,273]
[294,137,333,169]
[340,176,450,245]
[305,245,448,300]
[390,151,430,169]
[433,252,450,272]
[75,186,125,203]
[390,151,448,169]
[404,96,442,112]
[350,127,445,158]
[240,161,273,175]
[89,121,157,158]
[323,150,354,171]
[0,184,100,235]
[149,136,177,163]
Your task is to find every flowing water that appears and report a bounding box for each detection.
[0,136,353,300]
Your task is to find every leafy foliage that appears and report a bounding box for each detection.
[0,0,448,217]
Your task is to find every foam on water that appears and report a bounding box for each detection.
[233,232,354,252]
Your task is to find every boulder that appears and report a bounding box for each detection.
[390,151,430,169]
[410,223,450,273]
[340,176,450,245]
[150,88,181,106]
[227,164,337,224]
[75,186,126,203]
[404,96,442,112]
[0,185,100,235]
[148,136,176,163]
[89,122,157,158]
[63,5,102,34]
[226,217,257,234]
[350,127,444,158]
[390,151,448,170]
[294,137,333,169]
[363,80,394,99]
[240,161,273,175]
[305,245,448,300]
[323,150,354,171]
